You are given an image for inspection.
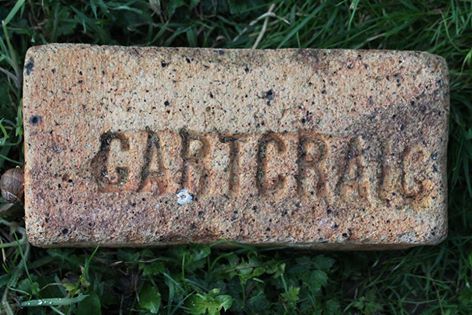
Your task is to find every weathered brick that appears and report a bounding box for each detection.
[23,44,449,248]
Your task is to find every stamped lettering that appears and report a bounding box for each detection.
[91,129,435,206]
[139,129,169,194]
[219,135,242,195]
[296,132,330,202]
[91,131,130,192]
[256,132,287,195]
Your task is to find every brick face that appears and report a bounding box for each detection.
[23,44,449,248]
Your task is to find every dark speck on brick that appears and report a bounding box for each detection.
[164,100,170,106]
[161,61,168,67]
[30,115,42,125]
[368,96,374,105]
[62,228,68,235]
[265,89,274,105]
[25,58,34,75]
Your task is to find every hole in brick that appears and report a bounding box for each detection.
[30,115,42,125]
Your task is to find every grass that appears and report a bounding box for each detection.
[0,0,471,314]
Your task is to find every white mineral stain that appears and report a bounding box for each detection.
[176,188,193,205]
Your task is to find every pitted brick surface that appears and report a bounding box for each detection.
[23,44,449,248]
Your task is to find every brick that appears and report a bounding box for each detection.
[23,44,449,248]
